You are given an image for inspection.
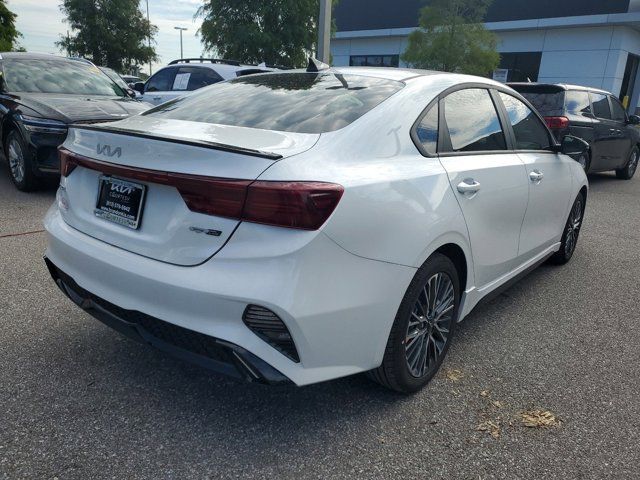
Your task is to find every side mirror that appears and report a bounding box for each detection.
[556,135,589,156]
[133,82,145,94]
[628,114,640,125]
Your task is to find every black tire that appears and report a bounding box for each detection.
[550,193,585,265]
[367,253,460,393]
[615,146,639,180]
[4,129,39,191]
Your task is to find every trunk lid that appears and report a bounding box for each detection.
[59,119,319,266]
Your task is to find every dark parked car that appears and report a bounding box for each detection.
[509,83,640,179]
[0,52,151,191]
[98,66,138,99]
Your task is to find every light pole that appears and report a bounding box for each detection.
[174,27,188,60]
[317,0,332,64]
[145,0,152,75]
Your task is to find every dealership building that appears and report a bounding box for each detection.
[331,0,640,112]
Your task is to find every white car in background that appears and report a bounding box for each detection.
[44,64,588,393]
[133,58,275,105]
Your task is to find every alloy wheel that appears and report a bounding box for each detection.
[564,198,583,257]
[628,150,638,177]
[8,136,25,184]
[405,272,454,378]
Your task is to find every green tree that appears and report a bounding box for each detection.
[57,0,158,72]
[0,0,22,51]
[402,0,499,75]
[197,0,338,68]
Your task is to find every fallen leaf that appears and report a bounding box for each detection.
[520,409,561,428]
[479,390,490,397]
[445,369,464,382]
[492,400,503,409]
[476,420,501,439]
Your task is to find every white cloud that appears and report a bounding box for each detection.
[8,0,207,72]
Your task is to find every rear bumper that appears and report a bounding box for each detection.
[44,205,415,386]
[45,257,291,384]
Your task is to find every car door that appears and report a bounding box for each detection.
[141,67,178,106]
[590,91,626,170]
[496,91,572,259]
[608,95,633,169]
[436,87,529,288]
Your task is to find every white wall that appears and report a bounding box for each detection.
[331,25,640,103]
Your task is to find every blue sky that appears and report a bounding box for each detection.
[8,0,207,73]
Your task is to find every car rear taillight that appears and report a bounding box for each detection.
[243,181,343,230]
[544,116,569,130]
[59,147,343,230]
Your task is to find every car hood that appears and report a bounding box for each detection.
[13,93,151,124]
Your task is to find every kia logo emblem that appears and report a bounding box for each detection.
[110,183,134,194]
[97,144,122,158]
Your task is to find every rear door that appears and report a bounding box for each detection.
[590,91,626,170]
[436,87,529,288]
[564,89,595,147]
[496,91,572,258]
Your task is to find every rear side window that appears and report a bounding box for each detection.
[590,92,611,119]
[144,73,404,134]
[610,96,627,122]
[442,89,506,152]
[499,92,552,150]
[145,67,177,92]
[565,90,592,117]
[173,66,223,91]
[416,104,438,155]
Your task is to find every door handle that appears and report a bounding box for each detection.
[529,170,544,183]
[456,179,481,194]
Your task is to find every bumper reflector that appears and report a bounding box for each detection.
[242,305,300,362]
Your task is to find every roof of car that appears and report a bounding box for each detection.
[508,82,611,95]
[329,66,444,81]
[0,52,78,61]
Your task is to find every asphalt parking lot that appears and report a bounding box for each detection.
[1,162,639,480]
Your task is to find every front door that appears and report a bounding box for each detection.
[590,92,627,170]
[496,91,573,258]
[141,67,178,106]
[608,95,633,169]
[437,88,529,288]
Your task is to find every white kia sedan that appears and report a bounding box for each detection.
[44,65,588,393]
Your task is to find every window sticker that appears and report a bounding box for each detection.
[173,73,191,90]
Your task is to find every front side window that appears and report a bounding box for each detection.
[610,96,627,122]
[590,92,611,119]
[442,88,506,152]
[3,58,124,96]
[144,73,404,134]
[416,104,438,155]
[499,92,552,150]
[565,90,592,117]
[145,67,177,92]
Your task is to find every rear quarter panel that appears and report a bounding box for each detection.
[257,76,475,287]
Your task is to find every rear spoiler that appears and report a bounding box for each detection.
[69,123,283,161]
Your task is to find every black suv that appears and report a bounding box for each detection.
[0,52,150,191]
[508,83,640,179]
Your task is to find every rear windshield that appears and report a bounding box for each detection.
[143,72,404,133]
[511,86,565,117]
